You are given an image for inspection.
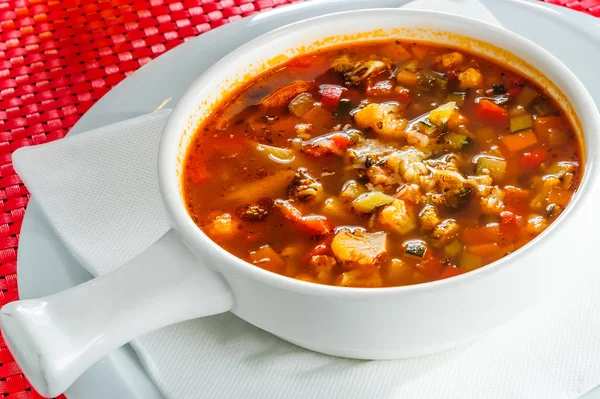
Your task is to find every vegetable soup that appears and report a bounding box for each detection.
[182,40,582,288]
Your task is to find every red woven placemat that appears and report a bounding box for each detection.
[0,0,596,397]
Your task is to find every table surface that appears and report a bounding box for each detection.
[0,0,598,398]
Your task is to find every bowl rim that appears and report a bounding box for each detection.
[158,8,600,298]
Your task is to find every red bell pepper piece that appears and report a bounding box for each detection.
[414,251,444,278]
[329,134,351,151]
[507,79,524,98]
[474,100,509,126]
[439,265,464,279]
[308,243,328,257]
[319,84,346,108]
[396,88,412,104]
[520,147,549,169]
[499,211,524,242]
[302,133,353,158]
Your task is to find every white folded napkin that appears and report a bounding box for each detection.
[12,2,600,399]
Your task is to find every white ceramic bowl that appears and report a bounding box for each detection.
[2,8,600,398]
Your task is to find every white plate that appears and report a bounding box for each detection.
[17,0,600,398]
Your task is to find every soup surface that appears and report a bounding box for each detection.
[183,40,582,288]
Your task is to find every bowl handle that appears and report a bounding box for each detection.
[0,230,233,398]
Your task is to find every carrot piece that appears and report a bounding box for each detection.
[548,187,573,207]
[533,116,566,140]
[466,243,500,257]
[475,100,509,126]
[461,224,500,245]
[501,130,538,153]
[505,186,530,199]
[300,217,333,236]
[439,265,464,279]
[261,81,313,108]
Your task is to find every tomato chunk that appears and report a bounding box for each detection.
[440,265,464,279]
[475,100,509,126]
[396,88,412,104]
[507,79,524,98]
[319,84,346,108]
[521,147,549,169]
[275,200,332,236]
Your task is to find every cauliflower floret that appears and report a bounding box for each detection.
[345,60,388,86]
[386,149,428,183]
[526,215,549,234]
[309,255,337,283]
[479,186,506,214]
[467,176,505,214]
[332,55,356,73]
[295,123,313,139]
[431,219,460,246]
[458,67,483,89]
[345,139,397,169]
[396,183,423,204]
[331,56,389,86]
[424,154,462,172]
[419,204,440,232]
[427,168,466,191]
[422,169,472,209]
[435,52,465,71]
[405,129,430,150]
[287,167,323,202]
[366,165,396,186]
[331,229,387,266]
[467,175,494,193]
[206,213,237,237]
[378,199,417,234]
[530,176,561,210]
[354,103,408,137]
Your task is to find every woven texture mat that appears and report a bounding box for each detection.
[0,0,597,397]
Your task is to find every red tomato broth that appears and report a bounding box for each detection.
[182,40,582,288]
